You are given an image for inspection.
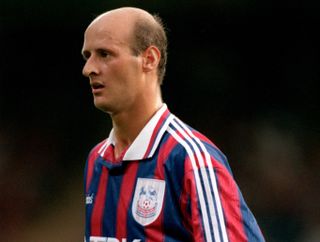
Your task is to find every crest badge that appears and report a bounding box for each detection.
[132,178,166,226]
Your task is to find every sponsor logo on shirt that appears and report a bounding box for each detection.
[132,178,165,226]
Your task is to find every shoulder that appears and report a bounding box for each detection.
[87,139,108,160]
[167,116,216,154]
[167,116,232,172]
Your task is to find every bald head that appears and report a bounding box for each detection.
[91,7,157,26]
[86,7,168,84]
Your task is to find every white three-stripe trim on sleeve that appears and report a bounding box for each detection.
[167,117,228,242]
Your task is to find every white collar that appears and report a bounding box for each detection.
[102,104,172,161]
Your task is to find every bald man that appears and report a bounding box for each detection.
[81,7,265,242]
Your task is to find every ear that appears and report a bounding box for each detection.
[142,46,161,73]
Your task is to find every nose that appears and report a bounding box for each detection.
[82,57,98,77]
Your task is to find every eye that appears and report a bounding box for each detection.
[97,49,109,58]
[82,51,90,60]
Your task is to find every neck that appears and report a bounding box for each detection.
[111,94,163,159]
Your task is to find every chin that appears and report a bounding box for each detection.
[94,99,117,114]
[94,103,109,113]
[93,99,108,111]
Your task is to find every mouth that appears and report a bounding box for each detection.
[90,82,105,94]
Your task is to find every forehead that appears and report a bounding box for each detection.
[83,28,124,49]
[83,14,134,47]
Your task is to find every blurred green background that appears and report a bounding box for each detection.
[0,1,319,241]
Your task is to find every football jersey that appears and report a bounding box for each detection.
[84,104,265,242]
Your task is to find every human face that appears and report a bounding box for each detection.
[81,18,145,115]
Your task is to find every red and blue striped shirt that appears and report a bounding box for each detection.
[84,104,265,242]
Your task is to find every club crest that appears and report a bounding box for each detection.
[132,178,165,226]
